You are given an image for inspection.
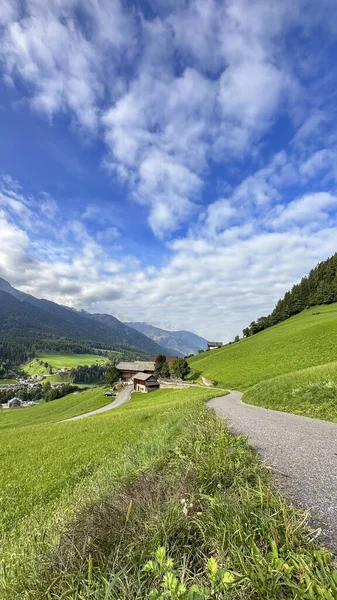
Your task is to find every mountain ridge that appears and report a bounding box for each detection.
[125,321,208,356]
[0,279,167,358]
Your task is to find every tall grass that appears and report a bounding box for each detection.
[244,360,337,421]
[0,387,223,599]
[29,409,337,599]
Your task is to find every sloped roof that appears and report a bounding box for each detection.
[133,372,158,381]
[117,361,155,371]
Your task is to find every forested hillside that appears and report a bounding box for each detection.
[243,253,337,337]
[0,280,166,367]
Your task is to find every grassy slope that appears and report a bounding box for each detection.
[0,387,224,596]
[244,361,337,422]
[189,304,337,389]
[0,386,111,430]
[23,353,109,374]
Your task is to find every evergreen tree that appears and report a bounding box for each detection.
[154,354,170,378]
[105,365,119,386]
[241,253,337,337]
[170,358,190,380]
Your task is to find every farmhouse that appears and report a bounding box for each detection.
[207,341,223,350]
[133,373,160,393]
[116,361,155,382]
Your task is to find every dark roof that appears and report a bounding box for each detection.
[133,372,158,382]
[116,361,155,372]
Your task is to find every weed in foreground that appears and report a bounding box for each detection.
[29,410,337,599]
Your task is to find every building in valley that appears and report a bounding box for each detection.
[116,361,155,383]
[133,373,160,393]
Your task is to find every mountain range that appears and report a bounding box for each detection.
[0,279,165,357]
[125,322,208,356]
[0,279,206,361]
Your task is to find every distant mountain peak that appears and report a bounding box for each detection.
[125,322,207,356]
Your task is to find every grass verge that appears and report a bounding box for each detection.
[244,361,337,422]
[29,409,337,599]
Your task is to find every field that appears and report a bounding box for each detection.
[189,304,337,389]
[2,385,337,599]
[23,353,109,375]
[4,305,337,597]
[0,386,224,597]
[0,386,111,430]
[43,372,71,384]
[244,361,337,422]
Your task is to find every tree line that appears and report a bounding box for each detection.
[0,382,79,405]
[70,364,107,384]
[242,253,337,338]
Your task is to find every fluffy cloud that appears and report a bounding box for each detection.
[3,0,333,236]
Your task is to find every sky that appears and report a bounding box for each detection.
[1,0,337,342]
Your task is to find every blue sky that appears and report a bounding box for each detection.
[1,0,337,341]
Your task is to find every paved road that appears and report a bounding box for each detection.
[208,391,337,550]
[64,385,133,422]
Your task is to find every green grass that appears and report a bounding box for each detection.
[244,361,337,422]
[189,304,337,389]
[0,379,17,385]
[43,372,71,384]
[0,386,112,431]
[0,387,224,598]
[23,353,109,374]
[27,410,337,599]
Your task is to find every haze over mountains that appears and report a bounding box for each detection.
[0,279,205,359]
[125,322,208,357]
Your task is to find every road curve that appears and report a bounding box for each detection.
[208,391,337,551]
[63,384,133,422]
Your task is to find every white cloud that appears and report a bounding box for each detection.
[270,192,337,228]
[1,0,321,236]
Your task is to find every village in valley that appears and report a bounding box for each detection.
[1,343,224,409]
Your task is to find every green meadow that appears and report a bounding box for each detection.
[23,353,109,374]
[189,304,337,390]
[0,387,224,597]
[0,379,17,385]
[245,361,337,422]
[4,305,337,597]
[0,386,111,430]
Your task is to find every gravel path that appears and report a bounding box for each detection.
[208,391,337,550]
[63,384,133,422]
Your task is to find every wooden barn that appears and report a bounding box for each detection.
[133,373,160,393]
[116,361,155,383]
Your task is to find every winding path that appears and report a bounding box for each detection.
[208,391,337,550]
[64,384,133,422]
